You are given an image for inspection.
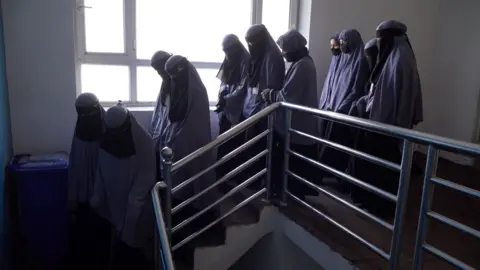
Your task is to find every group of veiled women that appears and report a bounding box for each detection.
[66,20,422,269]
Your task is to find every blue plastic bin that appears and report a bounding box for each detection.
[9,153,69,269]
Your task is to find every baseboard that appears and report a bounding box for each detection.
[415,144,474,166]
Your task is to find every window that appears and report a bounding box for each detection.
[76,0,297,105]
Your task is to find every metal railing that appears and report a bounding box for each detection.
[152,102,480,270]
[151,181,175,270]
[413,146,480,270]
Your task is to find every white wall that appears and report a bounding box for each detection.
[2,0,77,154]
[2,0,480,163]
[428,0,480,143]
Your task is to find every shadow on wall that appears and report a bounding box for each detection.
[0,2,13,268]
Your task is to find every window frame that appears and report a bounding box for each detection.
[74,0,299,107]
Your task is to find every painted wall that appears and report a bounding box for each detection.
[2,0,480,164]
[0,1,12,267]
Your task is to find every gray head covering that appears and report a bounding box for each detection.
[243,24,285,118]
[222,34,241,50]
[68,93,104,204]
[364,38,378,74]
[162,55,216,207]
[319,33,342,111]
[151,51,171,71]
[217,34,250,125]
[367,21,423,128]
[90,103,156,248]
[377,20,407,32]
[269,30,318,145]
[276,29,307,52]
[331,29,369,114]
[150,51,172,148]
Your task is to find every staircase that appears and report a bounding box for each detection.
[152,102,480,270]
[170,178,267,270]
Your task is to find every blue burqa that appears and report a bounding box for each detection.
[243,24,285,119]
[215,34,250,180]
[149,51,172,148]
[319,33,342,111]
[267,29,319,198]
[350,20,423,218]
[318,29,369,180]
[216,34,250,126]
[270,29,319,145]
[68,93,105,205]
[91,103,156,248]
[367,21,423,128]
[163,55,216,208]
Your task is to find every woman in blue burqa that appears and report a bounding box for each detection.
[349,20,423,217]
[214,34,250,181]
[149,50,172,182]
[318,33,342,115]
[67,93,110,269]
[318,29,370,191]
[161,55,223,260]
[261,29,319,200]
[364,38,378,75]
[239,24,285,186]
[90,102,156,269]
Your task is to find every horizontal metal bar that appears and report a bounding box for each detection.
[289,150,397,202]
[427,211,480,239]
[172,150,268,214]
[287,170,394,231]
[289,128,400,171]
[171,130,269,193]
[151,182,175,270]
[280,102,480,157]
[287,191,390,260]
[430,177,480,200]
[172,169,266,233]
[423,244,475,270]
[172,188,267,251]
[172,103,280,172]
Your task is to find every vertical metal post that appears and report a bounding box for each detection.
[154,220,159,269]
[413,145,438,269]
[265,112,275,201]
[161,147,174,242]
[281,108,292,205]
[389,140,413,270]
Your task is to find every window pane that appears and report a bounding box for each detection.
[137,66,162,102]
[84,0,125,53]
[80,64,130,102]
[197,68,221,103]
[262,0,291,43]
[136,0,251,62]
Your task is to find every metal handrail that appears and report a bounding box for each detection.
[151,182,175,270]
[413,146,480,270]
[172,102,480,174]
[153,101,480,270]
[171,103,281,172]
[281,102,480,156]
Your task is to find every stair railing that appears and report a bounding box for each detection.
[152,101,480,270]
[413,146,480,270]
[159,103,279,251]
[151,181,175,270]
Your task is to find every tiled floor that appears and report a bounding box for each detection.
[281,153,480,269]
